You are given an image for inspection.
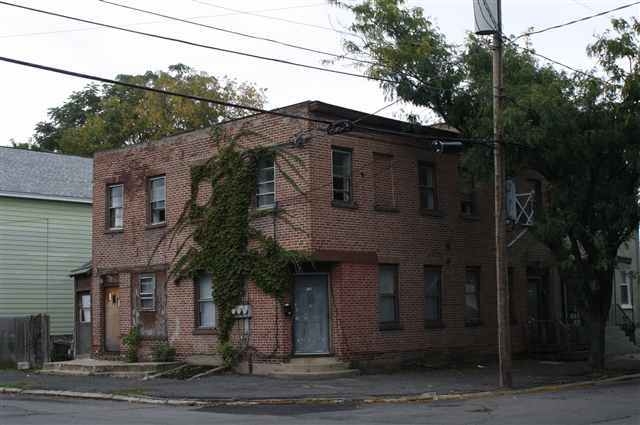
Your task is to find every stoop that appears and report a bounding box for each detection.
[265,357,360,379]
[41,359,182,378]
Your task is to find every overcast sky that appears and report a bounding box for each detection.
[0,0,637,146]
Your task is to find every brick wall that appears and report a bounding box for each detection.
[91,101,553,362]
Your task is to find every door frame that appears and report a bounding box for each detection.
[102,283,121,353]
[292,272,331,356]
[74,290,92,358]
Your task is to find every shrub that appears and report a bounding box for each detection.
[122,328,142,363]
[152,342,176,362]
[217,341,237,369]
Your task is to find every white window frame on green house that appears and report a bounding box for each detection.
[619,270,632,309]
[139,274,156,311]
[107,184,123,230]
[256,156,275,209]
[148,176,166,225]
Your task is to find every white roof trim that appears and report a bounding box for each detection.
[0,191,92,204]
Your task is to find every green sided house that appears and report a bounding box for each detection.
[0,147,92,353]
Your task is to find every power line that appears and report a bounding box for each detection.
[0,54,331,125]
[514,1,640,40]
[0,1,400,86]
[99,0,378,66]
[192,0,358,38]
[0,3,327,38]
[0,1,455,96]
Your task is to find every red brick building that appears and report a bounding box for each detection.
[90,101,561,370]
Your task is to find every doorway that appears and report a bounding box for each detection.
[104,286,120,352]
[293,274,329,355]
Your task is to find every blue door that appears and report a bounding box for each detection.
[294,275,329,354]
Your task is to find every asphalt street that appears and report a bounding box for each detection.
[0,379,638,425]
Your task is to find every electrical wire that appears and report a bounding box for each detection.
[0,54,332,125]
[99,0,379,66]
[0,2,327,38]
[0,1,395,85]
[192,0,358,38]
[514,1,640,40]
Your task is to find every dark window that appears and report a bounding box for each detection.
[424,267,442,323]
[465,268,481,325]
[197,274,215,328]
[149,176,166,225]
[373,153,395,209]
[107,184,123,229]
[378,264,399,324]
[460,172,477,216]
[418,161,437,210]
[332,148,352,202]
[139,274,156,311]
[256,157,275,209]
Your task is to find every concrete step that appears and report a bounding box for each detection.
[41,360,182,377]
[268,357,359,378]
[269,368,360,379]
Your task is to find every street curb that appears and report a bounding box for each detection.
[1,372,639,407]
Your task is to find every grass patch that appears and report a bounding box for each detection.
[1,381,32,390]
[110,388,148,397]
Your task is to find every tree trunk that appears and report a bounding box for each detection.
[587,271,614,370]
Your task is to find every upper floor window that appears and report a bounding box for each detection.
[139,274,156,311]
[107,184,123,230]
[332,148,352,203]
[418,161,437,210]
[256,157,275,209]
[460,172,477,216]
[619,271,632,308]
[149,176,166,225]
[424,266,442,325]
[197,273,216,328]
[465,268,481,326]
[373,153,396,210]
[378,264,399,325]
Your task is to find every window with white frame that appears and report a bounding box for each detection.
[256,157,275,209]
[107,184,123,229]
[332,148,352,202]
[378,264,399,324]
[139,274,156,311]
[619,271,632,308]
[197,274,216,328]
[79,294,91,323]
[149,176,166,225]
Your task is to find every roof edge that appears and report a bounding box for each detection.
[0,191,92,204]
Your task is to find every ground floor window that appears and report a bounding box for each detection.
[465,268,481,325]
[619,271,632,308]
[197,273,215,328]
[424,266,442,325]
[378,264,399,325]
[139,274,156,311]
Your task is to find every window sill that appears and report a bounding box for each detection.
[379,321,402,331]
[419,209,445,218]
[145,222,167,230]
[332,200,358,210]
[460,214,480,222]
[620,304,633,310]
[193,327,217,335]
[374,205,399,213]
[104,228,124,235]
[464,320,483,328]
[424,320,445,329]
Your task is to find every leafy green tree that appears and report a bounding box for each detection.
[30,64,265,156]
[334,0,640,369]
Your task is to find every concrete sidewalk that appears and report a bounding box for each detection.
[1,357,640,402]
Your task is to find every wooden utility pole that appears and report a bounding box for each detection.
[492,0,512,388]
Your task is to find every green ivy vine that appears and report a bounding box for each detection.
[170,132,307,344]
